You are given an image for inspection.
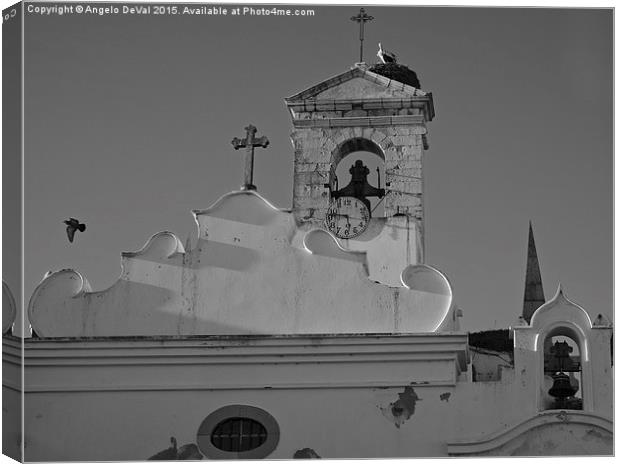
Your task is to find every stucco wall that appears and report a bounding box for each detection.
[2,386,21,460]
[470,347,512,382]
[17,334,468,461]
[23,386,462,461]
[2,334,21,461]
[16,329,612,461]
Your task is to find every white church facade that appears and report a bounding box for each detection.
[2,58,613,460]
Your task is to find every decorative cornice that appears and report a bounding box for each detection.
[286,96,435,123]
[18,332,469,352]
[7,333,469,392]
[2,336,22,392]
[291,115,426,129]
[10,380,461,393]
[286,97,432,112]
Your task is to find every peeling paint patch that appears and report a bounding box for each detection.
[440,392,451,402]
[555,411,569,422]
[379,386,420,428]
[293,448,321,459]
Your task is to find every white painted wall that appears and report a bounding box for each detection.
[15,334,468,461]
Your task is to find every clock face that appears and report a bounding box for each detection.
[325,196,370,239]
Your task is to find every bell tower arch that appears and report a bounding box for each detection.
[285,62,434,267]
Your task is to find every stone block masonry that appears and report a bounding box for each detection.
[290,124,426,226]
[285,66,434,248]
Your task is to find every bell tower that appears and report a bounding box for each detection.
[285,60,435,270]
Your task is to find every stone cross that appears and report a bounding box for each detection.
[231,124,269,191]
[350,8,374,63]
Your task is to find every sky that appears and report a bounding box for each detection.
[12,3,613,332]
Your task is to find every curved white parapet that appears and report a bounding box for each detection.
[28,270,92,338]
[401,264,452,295]
[121,231,185,260]
[447,410,613,456]
[2,281,17,334]
[529,284,594,333]
[28,191,455,337]
[302,229,365,263]
[400,264,454,332]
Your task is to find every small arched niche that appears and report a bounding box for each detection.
[331,138,386,217]
[541,325,584,411]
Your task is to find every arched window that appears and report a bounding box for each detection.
[542,330,583,410]
[332,138,386,217]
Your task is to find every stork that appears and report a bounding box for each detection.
[377,43,397,64]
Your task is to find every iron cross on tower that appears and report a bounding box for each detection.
[350,8,374,63]
[231,124,269,191]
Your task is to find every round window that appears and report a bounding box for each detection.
[197,405,279,459]
[211,417,267,452]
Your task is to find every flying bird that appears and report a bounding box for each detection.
[377,43,397,64]
[64,218,86,243]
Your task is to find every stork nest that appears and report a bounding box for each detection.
[369,63,421,89]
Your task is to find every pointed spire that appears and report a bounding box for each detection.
[523,221,545,323]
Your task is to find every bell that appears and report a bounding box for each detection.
[548,373,578,399]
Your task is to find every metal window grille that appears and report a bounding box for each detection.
[210,417,268,452]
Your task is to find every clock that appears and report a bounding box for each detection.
[325,196,370,239]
